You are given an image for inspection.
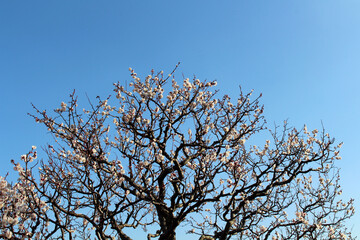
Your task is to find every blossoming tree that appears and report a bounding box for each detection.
[1,66,355,239]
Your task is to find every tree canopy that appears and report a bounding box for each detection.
[0,66,354,240]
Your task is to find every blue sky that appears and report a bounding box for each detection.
[1,0,359,238]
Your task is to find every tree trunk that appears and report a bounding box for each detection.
[156,205,177,240]
[158,230,176,240]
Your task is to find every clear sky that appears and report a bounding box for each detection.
[1,0,359,238]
